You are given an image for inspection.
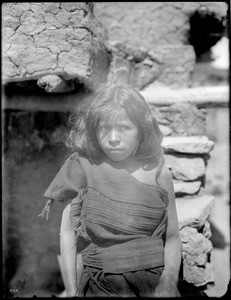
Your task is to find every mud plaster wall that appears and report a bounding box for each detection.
[94,2,227,48]
[2,2,110,91]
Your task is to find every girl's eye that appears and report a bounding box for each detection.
[121,125,130,131]
[99,125,110,131]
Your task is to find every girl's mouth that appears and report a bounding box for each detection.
[107,148,123,152]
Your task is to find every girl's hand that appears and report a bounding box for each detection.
[154,279,181,297]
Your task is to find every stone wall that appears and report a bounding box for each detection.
[106,42,196,88]
[156,102,215,286]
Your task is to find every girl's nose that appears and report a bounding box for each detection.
[108,130,120,146]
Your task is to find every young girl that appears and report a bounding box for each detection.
[40,84,182,297]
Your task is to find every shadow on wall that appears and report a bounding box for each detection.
[209,221,227,249]
[188,5,227,60]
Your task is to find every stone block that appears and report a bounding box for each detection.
[2,2,110,91]
[148,45,196,88]
[111,41,148,62]
[131,45,195,88]
[107,55,131,85]
[162,136,214,154]
[130,61,160,90]
[180,226,214,286]
[203,221,212,239]
[156,102,206,136]
[165,154,206,181]
[108,42,196,88]
[159,124,172,136]
[173,180,201,195]
[183,262,214,287]
[176,195,215,230]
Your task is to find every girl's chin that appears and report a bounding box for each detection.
[106,154,134,163]
[108,155,127,162]
[104,152,127,162]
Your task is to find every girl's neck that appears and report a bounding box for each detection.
[104,156,155,173]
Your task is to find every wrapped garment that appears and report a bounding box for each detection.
[44,153,169,296]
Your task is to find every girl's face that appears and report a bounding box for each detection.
[96,109,139,162]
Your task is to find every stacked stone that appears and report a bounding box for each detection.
[106,41,195,89]
[158,104,215,287]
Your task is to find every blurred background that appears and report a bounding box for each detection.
[2,2,229,297]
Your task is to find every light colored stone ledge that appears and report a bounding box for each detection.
[173,180,201,195]
[142,85,229,108]
[162,136,214,154]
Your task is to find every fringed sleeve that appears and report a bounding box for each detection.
[39,153,87,220]
[70,188,91,249]
[44,152,86,201]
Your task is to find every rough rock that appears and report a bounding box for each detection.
[180,226,214,286]
[173,180,201,195]
[37,75,75,93]
[183,262,214,287]
[165,154,206,181]
[130,45,195,88]
[162,136,214,154]
[111,41,148,62]
[147,45,196,88]
[107,42,196,88]
[107,56,131,85]
[156,102,206,136]
[159,124,172,136]
[2,2,110,91]
[203,221,212,239]
[176,195,215,230]
[130,60,160,90]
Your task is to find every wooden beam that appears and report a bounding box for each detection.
[2,85,229,112]
[2,92,90,112]
[141,85,229,108]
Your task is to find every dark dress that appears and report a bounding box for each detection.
[44,153,170,297]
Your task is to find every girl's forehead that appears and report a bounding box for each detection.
[99,108,131,124]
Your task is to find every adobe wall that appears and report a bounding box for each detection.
[94,2,227,48]
[94,2,227,88]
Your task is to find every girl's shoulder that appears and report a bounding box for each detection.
[68,152,105,174]
[158,164,172,180]
[67,152,92,165]
[157,164,174,192]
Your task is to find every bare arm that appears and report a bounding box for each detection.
[60,203,78,296]
[155,165,182,297]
